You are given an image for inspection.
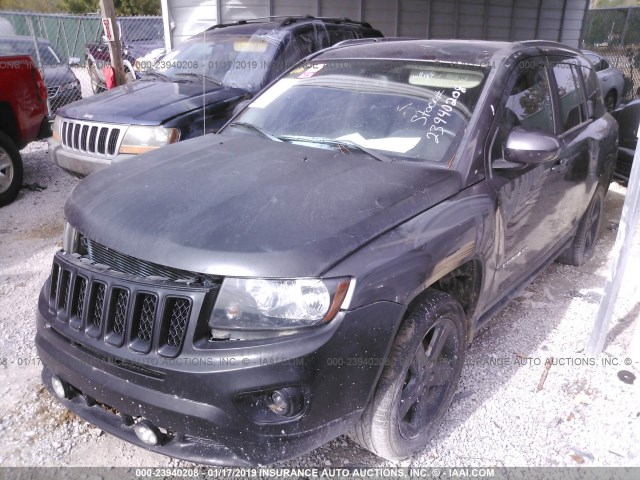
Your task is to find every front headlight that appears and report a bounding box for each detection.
[209,277,351,340]
[119,125,180,154]
[52,115,63,142]
[62,222,78,253]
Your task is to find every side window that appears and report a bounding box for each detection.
[326,25,345,46]
[343,27,358,40]
[315,23,330,49]
[586,54,603,71]
[552,63,586,131]
[491,65,554,161]
[282,28,317,69]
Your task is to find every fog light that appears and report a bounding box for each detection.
[134,419,161,446]
[267,387,303,417]
[51,375,70,399]
[269,391,289,413]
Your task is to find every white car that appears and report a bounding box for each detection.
[583,50,625,111]
[0,18,15,36]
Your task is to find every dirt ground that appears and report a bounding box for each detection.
[0,140,638,468]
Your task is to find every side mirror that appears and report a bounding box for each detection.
[232,98,252,117]
[68,57,81,66]
[503,127,560,165]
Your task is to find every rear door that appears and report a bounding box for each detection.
[548,57,595,226]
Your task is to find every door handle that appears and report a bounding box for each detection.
[551,159,568,174]
[602,76,609,81]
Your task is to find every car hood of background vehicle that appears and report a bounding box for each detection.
[66,134,462,278]
[59,80,247,125]
[43,65,77,87]
[123,39,164,58]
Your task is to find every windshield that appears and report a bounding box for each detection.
[230,59,488,164]
[0,40,61,65]
[151,30,286,92]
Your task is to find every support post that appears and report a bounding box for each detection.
[98,0,126,87]
[588,125,640,356]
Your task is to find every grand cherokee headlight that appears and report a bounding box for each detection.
[209,277,351,340]
[62,222,79,253]
[119,125,180,154]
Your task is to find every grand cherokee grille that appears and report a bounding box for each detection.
[47,86,59,98]
[60,119,124,156]
[79,235,208,284]
[48,252,214,357]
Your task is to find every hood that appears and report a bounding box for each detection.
[66,133,462,278]
[58,80,247,125]
[43,64,76,87]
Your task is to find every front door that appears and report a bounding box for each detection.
[487,57,569,298]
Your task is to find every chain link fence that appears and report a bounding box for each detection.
[581,7,640,104]
[0,11,165,114]
[4,7,639,113]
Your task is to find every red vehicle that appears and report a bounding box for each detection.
[0,54,50,206]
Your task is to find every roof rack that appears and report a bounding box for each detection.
[206,15,373,31]
[332,37,416,48]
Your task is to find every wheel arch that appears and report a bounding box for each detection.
[403,256,484,344]
[122,59,134,74]
[0,102,19,146]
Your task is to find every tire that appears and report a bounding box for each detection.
[0,131,23,207]
[556,186,605,266]
[352,289,467,460]
[604,91,617,112]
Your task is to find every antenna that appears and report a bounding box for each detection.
[202,28,206,135]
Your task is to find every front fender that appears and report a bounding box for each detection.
[164,94,249,140]
[325,181,495,315]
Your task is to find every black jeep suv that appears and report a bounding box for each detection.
[48,16,382,177]
[37,39,617,465]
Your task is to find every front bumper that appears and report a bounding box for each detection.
[48,137,134,178]
[35,251,404,465]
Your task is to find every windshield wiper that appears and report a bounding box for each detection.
[279,136,393,163]
[173,72,223,86]
[142,70,169,81]
[228,122,283,142]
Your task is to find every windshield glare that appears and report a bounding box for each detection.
[152,31,286,91]
[0,40,61,65]
[234,59,488,164]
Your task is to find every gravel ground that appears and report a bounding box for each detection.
[0,140,638,469]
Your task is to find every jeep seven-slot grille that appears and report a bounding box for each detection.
[49,262,194,357]
[166,298,191,347]
[61,119,123,156]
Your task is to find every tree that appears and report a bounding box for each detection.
[58,0,161,15]
[0,0,61,12]
[57,0,99,14]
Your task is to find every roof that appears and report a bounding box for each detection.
[315,39,582,67]
[205,15,377,35]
